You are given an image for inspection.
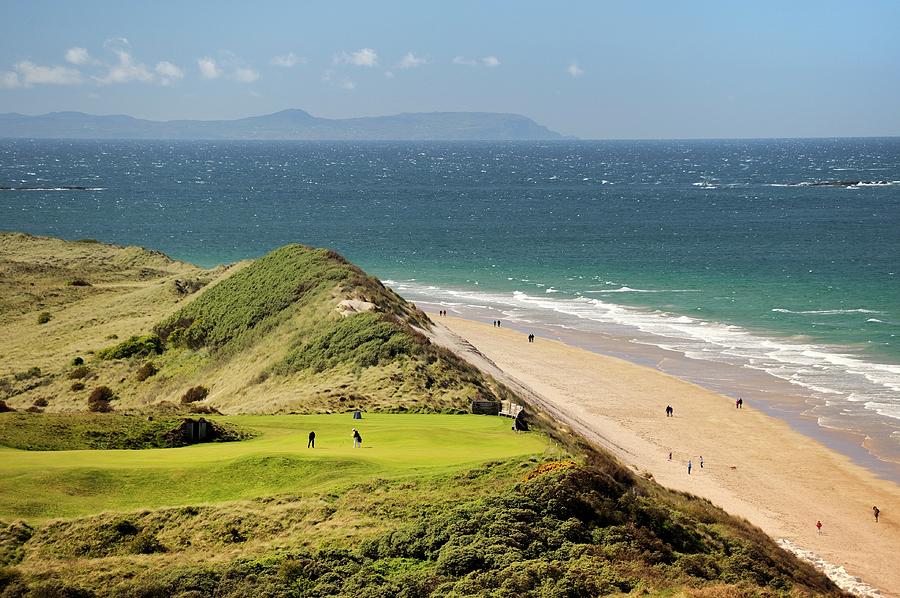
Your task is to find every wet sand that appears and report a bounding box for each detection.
[429,314,900,597]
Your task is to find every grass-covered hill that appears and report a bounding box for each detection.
[0,234,844,597]
[0,414,840,597]
[0,234,506,416]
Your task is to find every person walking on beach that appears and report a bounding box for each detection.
[307,431,315,448]
[668,451,672,461]
[816,520,822,534]
[738,398,743,409]
[352,428,362,448]
[873,506,880,523]
[665,405,673,417]
[699,455,704,469]
[687,460,692,475]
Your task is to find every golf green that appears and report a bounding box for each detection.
[0,414,549,521]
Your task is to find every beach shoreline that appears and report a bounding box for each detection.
[409,297,900,484]
[427,311,900,597]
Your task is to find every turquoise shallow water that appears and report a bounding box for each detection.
[2,138,898,464]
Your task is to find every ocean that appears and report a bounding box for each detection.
[2,138,898,475]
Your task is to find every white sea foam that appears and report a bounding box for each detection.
[772,308,881,315]
[389,281,900,428]
[777,539,883,597]
[586,286,699,294]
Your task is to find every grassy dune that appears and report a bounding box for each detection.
[0,235,842,597]
[0,235,501,415]
[0,413,550,521]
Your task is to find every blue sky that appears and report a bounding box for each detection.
[1,1,899,138]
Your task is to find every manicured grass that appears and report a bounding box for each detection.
[0,414,548,521]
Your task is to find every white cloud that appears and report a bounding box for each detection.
[65,47,97,66]
[14,61,83,86]
[453,55,501,67]
[335,48,378,67]
[198,57,220,79]
[94,38,154,84]
[384,70,395,79]
[0,71,20,89]
[155,61,184,85]
[397,52,426,69]
[272,52,305,67]
[232,66,259,83]
[566,63,584,77]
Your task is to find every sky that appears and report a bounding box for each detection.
[1,1,899,139]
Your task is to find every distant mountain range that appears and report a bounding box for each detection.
[0,109,566,141]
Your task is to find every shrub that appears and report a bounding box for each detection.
[71,356,84,366]
[97,334,163,360]
[68,366,91,380]
[37,312,52,324]
[33,397,49,407]
[131,532,167,555]
[135,362,158,382]
[25,406,43,413]
[68,278,92,287]
[0,400,14,413]
[88,398,112,413]
[88,386,115,412]
[188,404,220,415]
[181,386,209,404]
[71,382,86,392]
[14,367,41,381]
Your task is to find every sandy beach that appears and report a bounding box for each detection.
[429,314,900,597]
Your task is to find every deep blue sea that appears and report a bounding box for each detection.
[2,138,898,463]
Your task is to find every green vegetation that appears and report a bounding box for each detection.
[96,334,163,360]
[0,415,837,597]
[0,413,251,453]
[36,312,51,325]
[0,414,548,521]
[280,312,417,372]
[157,245,369,352]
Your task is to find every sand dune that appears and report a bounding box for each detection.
[429,315,900,597]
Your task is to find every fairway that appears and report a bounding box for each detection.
[0,413,548,521]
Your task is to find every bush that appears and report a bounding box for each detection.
[37,312,52,324]
[68,366,91,380]
[88,386,115,412]
[14,367,41,381]
[25,406,43,413]
[131,532,167,555]
[181,386,209,404]
[97,335,163,360]
[68,278,92,287]
[136,362,158,382]
[0,400,14,413]
[33,397,49,407]
[88,398,112,413]
[71,382,86,392]
[71,356,84,366]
